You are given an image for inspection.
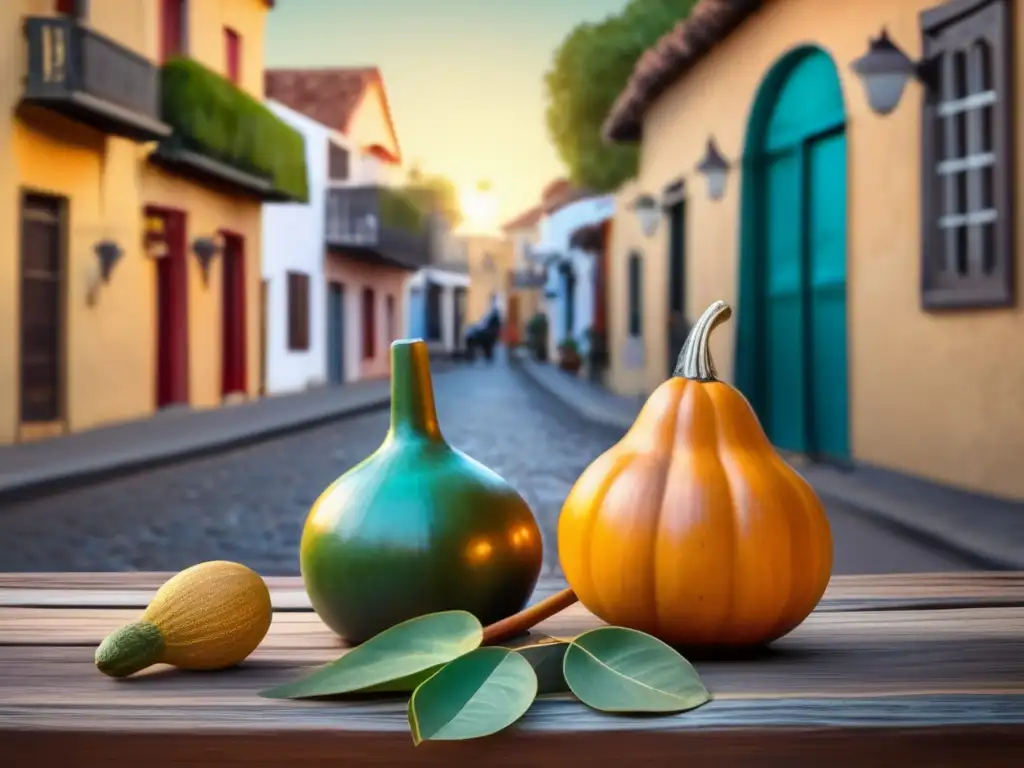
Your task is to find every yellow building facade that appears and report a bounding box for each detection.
[465,234,514,325]
[604,0,1024,499]
[1,0,303,445]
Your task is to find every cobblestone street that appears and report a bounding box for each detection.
[0,361,978,576]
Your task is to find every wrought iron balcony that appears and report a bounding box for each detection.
[325,186,432,271]
[21,16,170,142]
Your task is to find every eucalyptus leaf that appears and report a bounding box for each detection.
[563,626,710,713]
[408,647,537,744]
[515,641,569,695]
[260,610,482,700]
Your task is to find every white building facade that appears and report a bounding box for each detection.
[261,101,333,395]
[533,195,615,362]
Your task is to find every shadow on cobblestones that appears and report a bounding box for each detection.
[0,359,624,575]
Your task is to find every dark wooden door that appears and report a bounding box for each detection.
[666,199,689,375]
[453,286,466,349]
[19,194,65,424]
[259,278,268,396]
[221,233,247,396]
[327,283,345,384]
[153,208,189,408]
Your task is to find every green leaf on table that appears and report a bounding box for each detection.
[260,611,483,700]
[408,647,537,744]
[514,640,570,695]
[563,626,710,713]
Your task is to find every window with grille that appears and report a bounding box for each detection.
[920,0,1013,309]
[286,271,310,351]
[627,252,643,337]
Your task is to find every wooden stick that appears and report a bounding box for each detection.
[481,587,579,645]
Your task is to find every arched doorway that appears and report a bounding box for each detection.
[734,46,850,461]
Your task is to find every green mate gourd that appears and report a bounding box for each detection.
[95,560,272,678]
[300,339,544,643]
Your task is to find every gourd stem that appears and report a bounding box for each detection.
[389,340,443,441]
[673,300,732,381]
[94,620,165,678]
[481,587,579,645]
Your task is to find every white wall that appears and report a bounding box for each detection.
[535,195,615,361]
[407,267,470,353]
[262,100,350,394]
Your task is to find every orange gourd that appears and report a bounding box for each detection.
[558,300,833,649]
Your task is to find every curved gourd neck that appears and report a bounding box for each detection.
[388,339,444,442]
[672,300,732,382]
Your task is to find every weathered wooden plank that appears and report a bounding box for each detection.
[2,696,1023,768]
[1,572,1022,611]
[1,635,1021,706]
[0,571,1021,595]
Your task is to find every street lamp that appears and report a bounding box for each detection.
[696,137,731,201]
[850,28,935,116]
[632,194,660,237]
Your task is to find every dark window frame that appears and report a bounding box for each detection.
[56,0,88,19]
[328,142,350,181]
[920,0,1014,310]
[362,286,376,360]
[627,251,643,337]
[286,271,310,352]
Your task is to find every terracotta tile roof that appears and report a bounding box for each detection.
[264,67,402,162]
[501,204,543,232]
[603,0,764,143]
[540,177,597,215]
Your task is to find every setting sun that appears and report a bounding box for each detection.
[459,181,499,233]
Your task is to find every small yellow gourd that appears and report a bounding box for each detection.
[95,560,272,678]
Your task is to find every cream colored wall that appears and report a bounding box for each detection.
[182,0,268,98]
[347,81,401,161]
[607,178,649,398]
[466,235,513,324]
[323,256,409,381]
[142,170,263,408]
[607,0,1024,498]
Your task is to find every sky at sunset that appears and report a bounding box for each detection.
[265,0,632,229]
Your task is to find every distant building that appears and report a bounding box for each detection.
[501,204,545,346]
[266,67,430,384]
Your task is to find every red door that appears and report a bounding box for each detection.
[152,208,189,407]
[221,232,247,397]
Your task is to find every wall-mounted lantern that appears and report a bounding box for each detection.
[192,236,222,286]
[86,239,123,306]
[631,194,660,238]
[850,28,935,116]
[143,214,168,258]
[696,137,731,201]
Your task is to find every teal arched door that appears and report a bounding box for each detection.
[735,48,850,462]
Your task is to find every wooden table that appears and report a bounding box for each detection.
[1,572,1022,767]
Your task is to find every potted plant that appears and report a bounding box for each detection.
[557,338,582,374]
[525,313,549,362]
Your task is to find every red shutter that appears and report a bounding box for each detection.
[160,0,184,62]
[225,28,241,84]
[362,288,376,360]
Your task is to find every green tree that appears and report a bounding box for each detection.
[405,161,463,228]
[544,0,698,192]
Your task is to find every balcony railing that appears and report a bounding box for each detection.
[22,16,170,142]
[326,186,432,271]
